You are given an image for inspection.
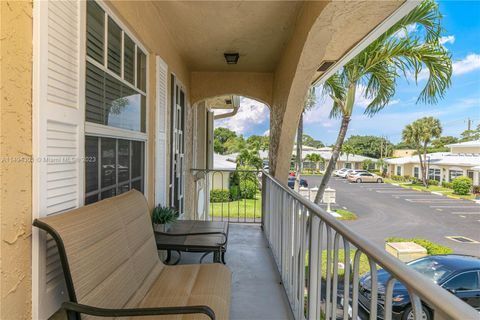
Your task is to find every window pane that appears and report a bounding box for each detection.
[85,194,99,205]
[124,35,135,84]
[107,17,122,76]
[136,49,146,91]
[118,139,130,182]
[107,84,142,131]
[118,183,130,194]
[86,1,104,64]
[132,179,143,192]
[132,141,143,178]
[101,138,116,188]
[101,188,116,200]
[104,73,122,126]
[85,62,104,124]
[141,95,146,133]
[85,136,99,193]
[445,272,479,291]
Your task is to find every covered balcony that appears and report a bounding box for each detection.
[1,0,478,319]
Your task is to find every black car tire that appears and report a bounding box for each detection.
[356,178,362,183]
[402,305,431,320]
[377,178,383,183]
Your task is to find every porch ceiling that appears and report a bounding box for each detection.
[152,1,303,72]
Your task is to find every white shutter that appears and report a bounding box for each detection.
[32,0,85,318]
[155,56,168,206]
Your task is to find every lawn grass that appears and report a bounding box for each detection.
[398,183,476,200]
[334,209,357,221]
[210,194,262,219]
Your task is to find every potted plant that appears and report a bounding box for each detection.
[151,205,178,232]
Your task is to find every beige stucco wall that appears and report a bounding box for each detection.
[0,1,33,318]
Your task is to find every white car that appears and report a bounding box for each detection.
[335,168,350,178]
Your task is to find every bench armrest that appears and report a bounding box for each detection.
[62,301,215,319]
[154,231,228,246]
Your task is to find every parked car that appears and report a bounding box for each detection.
[347,172,383,183]
[357,254,480,320]
[346,169,368,179]
[287,176,308,189]
[335,168,350,178]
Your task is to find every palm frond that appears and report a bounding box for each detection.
[321,73,346,119]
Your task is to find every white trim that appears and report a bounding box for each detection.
[87,56,147,96]
[95,0,148,54]
[312,0,420,86]
[155,56,168,206]
[85,122,147,141]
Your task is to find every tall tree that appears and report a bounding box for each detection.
[460,124,480,142]
[345,135,394,158]
[305,153,323,170]
[313,0,452,204]
[341,143,358,163]
[402,117,442,187]
[295,87,316,190]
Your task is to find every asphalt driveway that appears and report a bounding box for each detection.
[303,175,480,256]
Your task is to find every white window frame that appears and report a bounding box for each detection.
[85,0,150,199]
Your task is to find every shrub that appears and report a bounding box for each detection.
[229,185,240,201]
[442,181,453,189]
[386,237,453,255]
[240,179,257,199]
[452,176,472,195]
[391,175,406,182]
[210,189,230,203]
[403,175,412,181]
[428,179,439,186]
[473,186,480,195]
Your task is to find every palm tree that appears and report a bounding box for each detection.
[305,153,322,171]
[295,87,317,190]
[313,0,452,204]
[341,144,357,164]
[402,117,442,187]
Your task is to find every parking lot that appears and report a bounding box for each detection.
[305,175,480,256]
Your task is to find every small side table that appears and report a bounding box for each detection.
[154,220,229,264]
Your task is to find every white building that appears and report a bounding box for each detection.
[386,140,480,185]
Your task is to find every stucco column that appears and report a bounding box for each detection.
[0,1,33,318]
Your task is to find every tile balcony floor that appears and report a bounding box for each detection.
[180,223,294,320]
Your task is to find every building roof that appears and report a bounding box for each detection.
[446,140,480,148]
[386,152,480,167]
[297,149,377,162]
[213,153,237,169]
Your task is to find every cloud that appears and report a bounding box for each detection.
[263,129,270,136]
[452,54,480,75]
[439,35,455,45]
[415,53,480,81]
[394,23,418,38]
[215,97,269,134]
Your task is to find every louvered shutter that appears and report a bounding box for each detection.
[155,56,168,206]
[32,0,85,318]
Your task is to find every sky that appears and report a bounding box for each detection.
[215,1,480,145]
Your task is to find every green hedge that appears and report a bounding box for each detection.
[210,189,230,203]
[442,181,453,189]
[428,179,439,186]
[452,176,472,195]
[386,237,453,255]
[240,180,257,199]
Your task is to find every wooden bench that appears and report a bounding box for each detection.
[33,189,231,319]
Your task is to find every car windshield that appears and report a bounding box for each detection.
[407,258,454,283]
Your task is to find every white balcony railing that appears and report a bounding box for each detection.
[262,171,478,320]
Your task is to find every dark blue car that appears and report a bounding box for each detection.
[287,176,308,189]
[358,254,480,320]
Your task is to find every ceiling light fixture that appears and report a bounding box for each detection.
[224,53,239,65]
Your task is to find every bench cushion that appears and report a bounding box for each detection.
[136,264,231,319]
